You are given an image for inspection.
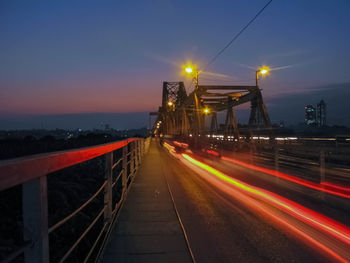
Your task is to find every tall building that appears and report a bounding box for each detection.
[305,105,316,125]
[317,99,327,127]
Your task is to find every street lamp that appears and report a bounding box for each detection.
[256,66,270,86]
[167,101,175,112]
[184,64,199,90]
[203,107,210,114]
[185,67,193,74]
[184,62,204,142]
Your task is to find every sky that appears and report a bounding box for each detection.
[0,0,350,129]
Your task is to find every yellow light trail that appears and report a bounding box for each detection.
[179,153,350,262]
[182,154,350,246]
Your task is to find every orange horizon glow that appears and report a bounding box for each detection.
[0,78,162,115]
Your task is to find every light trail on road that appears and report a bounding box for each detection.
[218,155,350,198]
[183,154,350,244]
[175,152,350,262]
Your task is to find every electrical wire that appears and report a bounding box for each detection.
[203,0,273,71]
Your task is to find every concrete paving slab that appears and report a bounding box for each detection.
[105,234,187,254]
[116,220,183,236]
[103,251,191,263]
[119,210,177,222]
[101,139,192,263]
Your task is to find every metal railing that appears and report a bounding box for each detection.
[0,137,150,263]
[206,138,350,184]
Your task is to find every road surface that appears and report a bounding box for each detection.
[160,140,350,263]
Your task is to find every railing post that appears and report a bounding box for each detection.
[135,140,139,168]
[133,141,138,170]
[130,142,135,178]
[142,139,145,154]
[274,144,279,171]
[122,145,128,194]
[104,152,113,225]
[138,140,142,161]
[133,141,137,173]
[137,140,141,167]
[320,149,325,183]
[135,141,138,170]
[140,140,143,157]
[23,176,49,263]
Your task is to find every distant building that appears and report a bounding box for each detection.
[305,105,316,126]
[317,99,326,127]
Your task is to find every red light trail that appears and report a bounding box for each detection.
[219,155,350,199]
[167,148,350,262]
[173,141,189,148]
[182,154,350,244]
[206,149,220,156]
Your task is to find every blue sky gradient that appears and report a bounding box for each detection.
[0,0,349,128]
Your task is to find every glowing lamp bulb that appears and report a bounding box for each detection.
[258,66,270,76]
[185,67,193,74]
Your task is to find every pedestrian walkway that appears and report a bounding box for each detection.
[102,139,193,263]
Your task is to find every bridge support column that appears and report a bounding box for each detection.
[224,103,239,141]
[181,107,189,135]
[210,112,218,135]
[23,176,49,263]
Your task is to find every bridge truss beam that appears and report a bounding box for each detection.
[152,82,272,137]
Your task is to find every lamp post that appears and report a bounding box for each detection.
[184,64,202,144]
[254,65,271,148]
[185,65,199,90]
[256,66,270,87]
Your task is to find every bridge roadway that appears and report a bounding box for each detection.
[102,139,349,263]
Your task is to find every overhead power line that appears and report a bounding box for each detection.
[204,0,273,71]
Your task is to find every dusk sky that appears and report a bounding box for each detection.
[1,0,349,129]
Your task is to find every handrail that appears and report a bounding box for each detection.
[0,138,140,191]
[0,137,149,263]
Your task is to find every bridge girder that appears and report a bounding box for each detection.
[153,82,271,137]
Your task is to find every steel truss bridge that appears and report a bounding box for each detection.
[151,81,271,140]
